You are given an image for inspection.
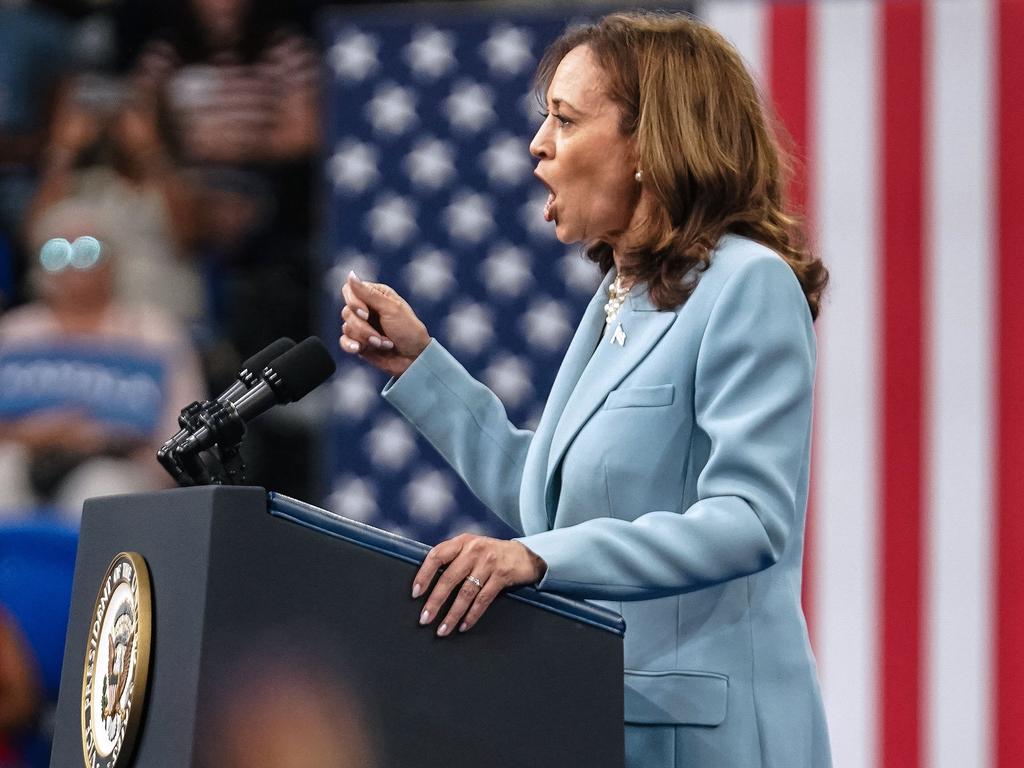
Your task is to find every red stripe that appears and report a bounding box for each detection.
[768,1,811,214]
[766,0,816,640]
[996,1,1024,765]
[879,3,925,767]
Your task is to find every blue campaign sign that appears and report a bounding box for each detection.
[0,344,167,436]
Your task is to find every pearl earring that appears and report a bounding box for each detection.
[635,170,643,183]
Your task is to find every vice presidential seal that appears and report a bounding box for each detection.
[81,552,152,768]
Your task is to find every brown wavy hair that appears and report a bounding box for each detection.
[535,11,828,319]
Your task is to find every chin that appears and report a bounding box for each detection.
[552,221,580,245]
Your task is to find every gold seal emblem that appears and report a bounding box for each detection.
[80,552,151,768]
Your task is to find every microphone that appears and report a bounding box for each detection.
[217,337,297,405]
[175,336,336,458]
[157,338,297,482]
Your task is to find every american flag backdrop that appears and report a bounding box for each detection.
[319,2,1024,767]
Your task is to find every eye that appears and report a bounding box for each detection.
[537,110,572,128]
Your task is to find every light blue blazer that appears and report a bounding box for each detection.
[383,234,832,767]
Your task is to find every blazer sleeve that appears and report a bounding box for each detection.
[519,256,816,601]
[381,340,533,533]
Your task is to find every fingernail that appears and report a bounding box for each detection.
[381,339,395,350]
[459,622,468,633]
[347,340,360,352]
[411,583,421,599]
[348,270,362,283]
[437,623,449,637]
[356,308,369,320]
[368,335,382,348]
[419,609,430,625]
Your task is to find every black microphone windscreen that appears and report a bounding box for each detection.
[241,337,295,374]
[268,336,337,402]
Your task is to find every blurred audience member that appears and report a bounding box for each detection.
[196,635,378,768]
[28,78,204,326]
[0,0,74,308]
[131,0,320,355]
[0,606,41,768]
[0,198,204,522]
[123,0,323,499]
[134,0,319,167]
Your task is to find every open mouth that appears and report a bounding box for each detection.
[543,191,556,222]
[536,172,557,222]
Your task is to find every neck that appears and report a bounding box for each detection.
[608,189,654,280]
[51,300,110,332]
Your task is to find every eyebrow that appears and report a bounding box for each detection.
[550,96,583,114]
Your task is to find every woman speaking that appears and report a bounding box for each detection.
[339,11,832,767]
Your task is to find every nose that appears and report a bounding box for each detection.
[529,119,552,160]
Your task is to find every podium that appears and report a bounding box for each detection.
[49,487,625,767]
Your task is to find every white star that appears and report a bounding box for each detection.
[365,193,418,250]
[331,365,379,420]
[519,189,557,241]
[403,136,456,191]
[559,249,602,294]
[443,300,494,356]
[403,247,456,301]
[328,29,380,82]
[480,133,533,187]
[480,23,534,76]
[484,353,534,409]
[444,190,495,244]
[452,518,491,536]
[327,139,380,195]
[480,241,533,298]
[443,78,496,134]
[365,416,417,471]
[365,81,418,136]
[403,468,456,524]
[324,249,379,295]
[520,296,574,353]
[404,25,456,80]
[326,474,379,522]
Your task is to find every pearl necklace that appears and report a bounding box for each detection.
[604,274,634,324]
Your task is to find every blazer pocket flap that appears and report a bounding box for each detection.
[624,670,728,726]
[604,384,675,410]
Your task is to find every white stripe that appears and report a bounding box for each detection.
[811,3,879,767]
[701,0,767,88]
[926,1,994,766]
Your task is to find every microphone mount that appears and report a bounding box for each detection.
[158,399,249,486]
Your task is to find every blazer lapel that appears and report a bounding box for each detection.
[518,271,612,534]
[545,286,676,497]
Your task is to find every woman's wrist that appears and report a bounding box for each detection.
[392,336,431,379]
[514,541,548,584]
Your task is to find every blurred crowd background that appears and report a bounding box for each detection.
[0,0,364,524]
[0,0,408,763]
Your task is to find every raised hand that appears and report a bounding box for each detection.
[339,272,430,377]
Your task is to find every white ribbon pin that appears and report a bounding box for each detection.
[611,323,626,346]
